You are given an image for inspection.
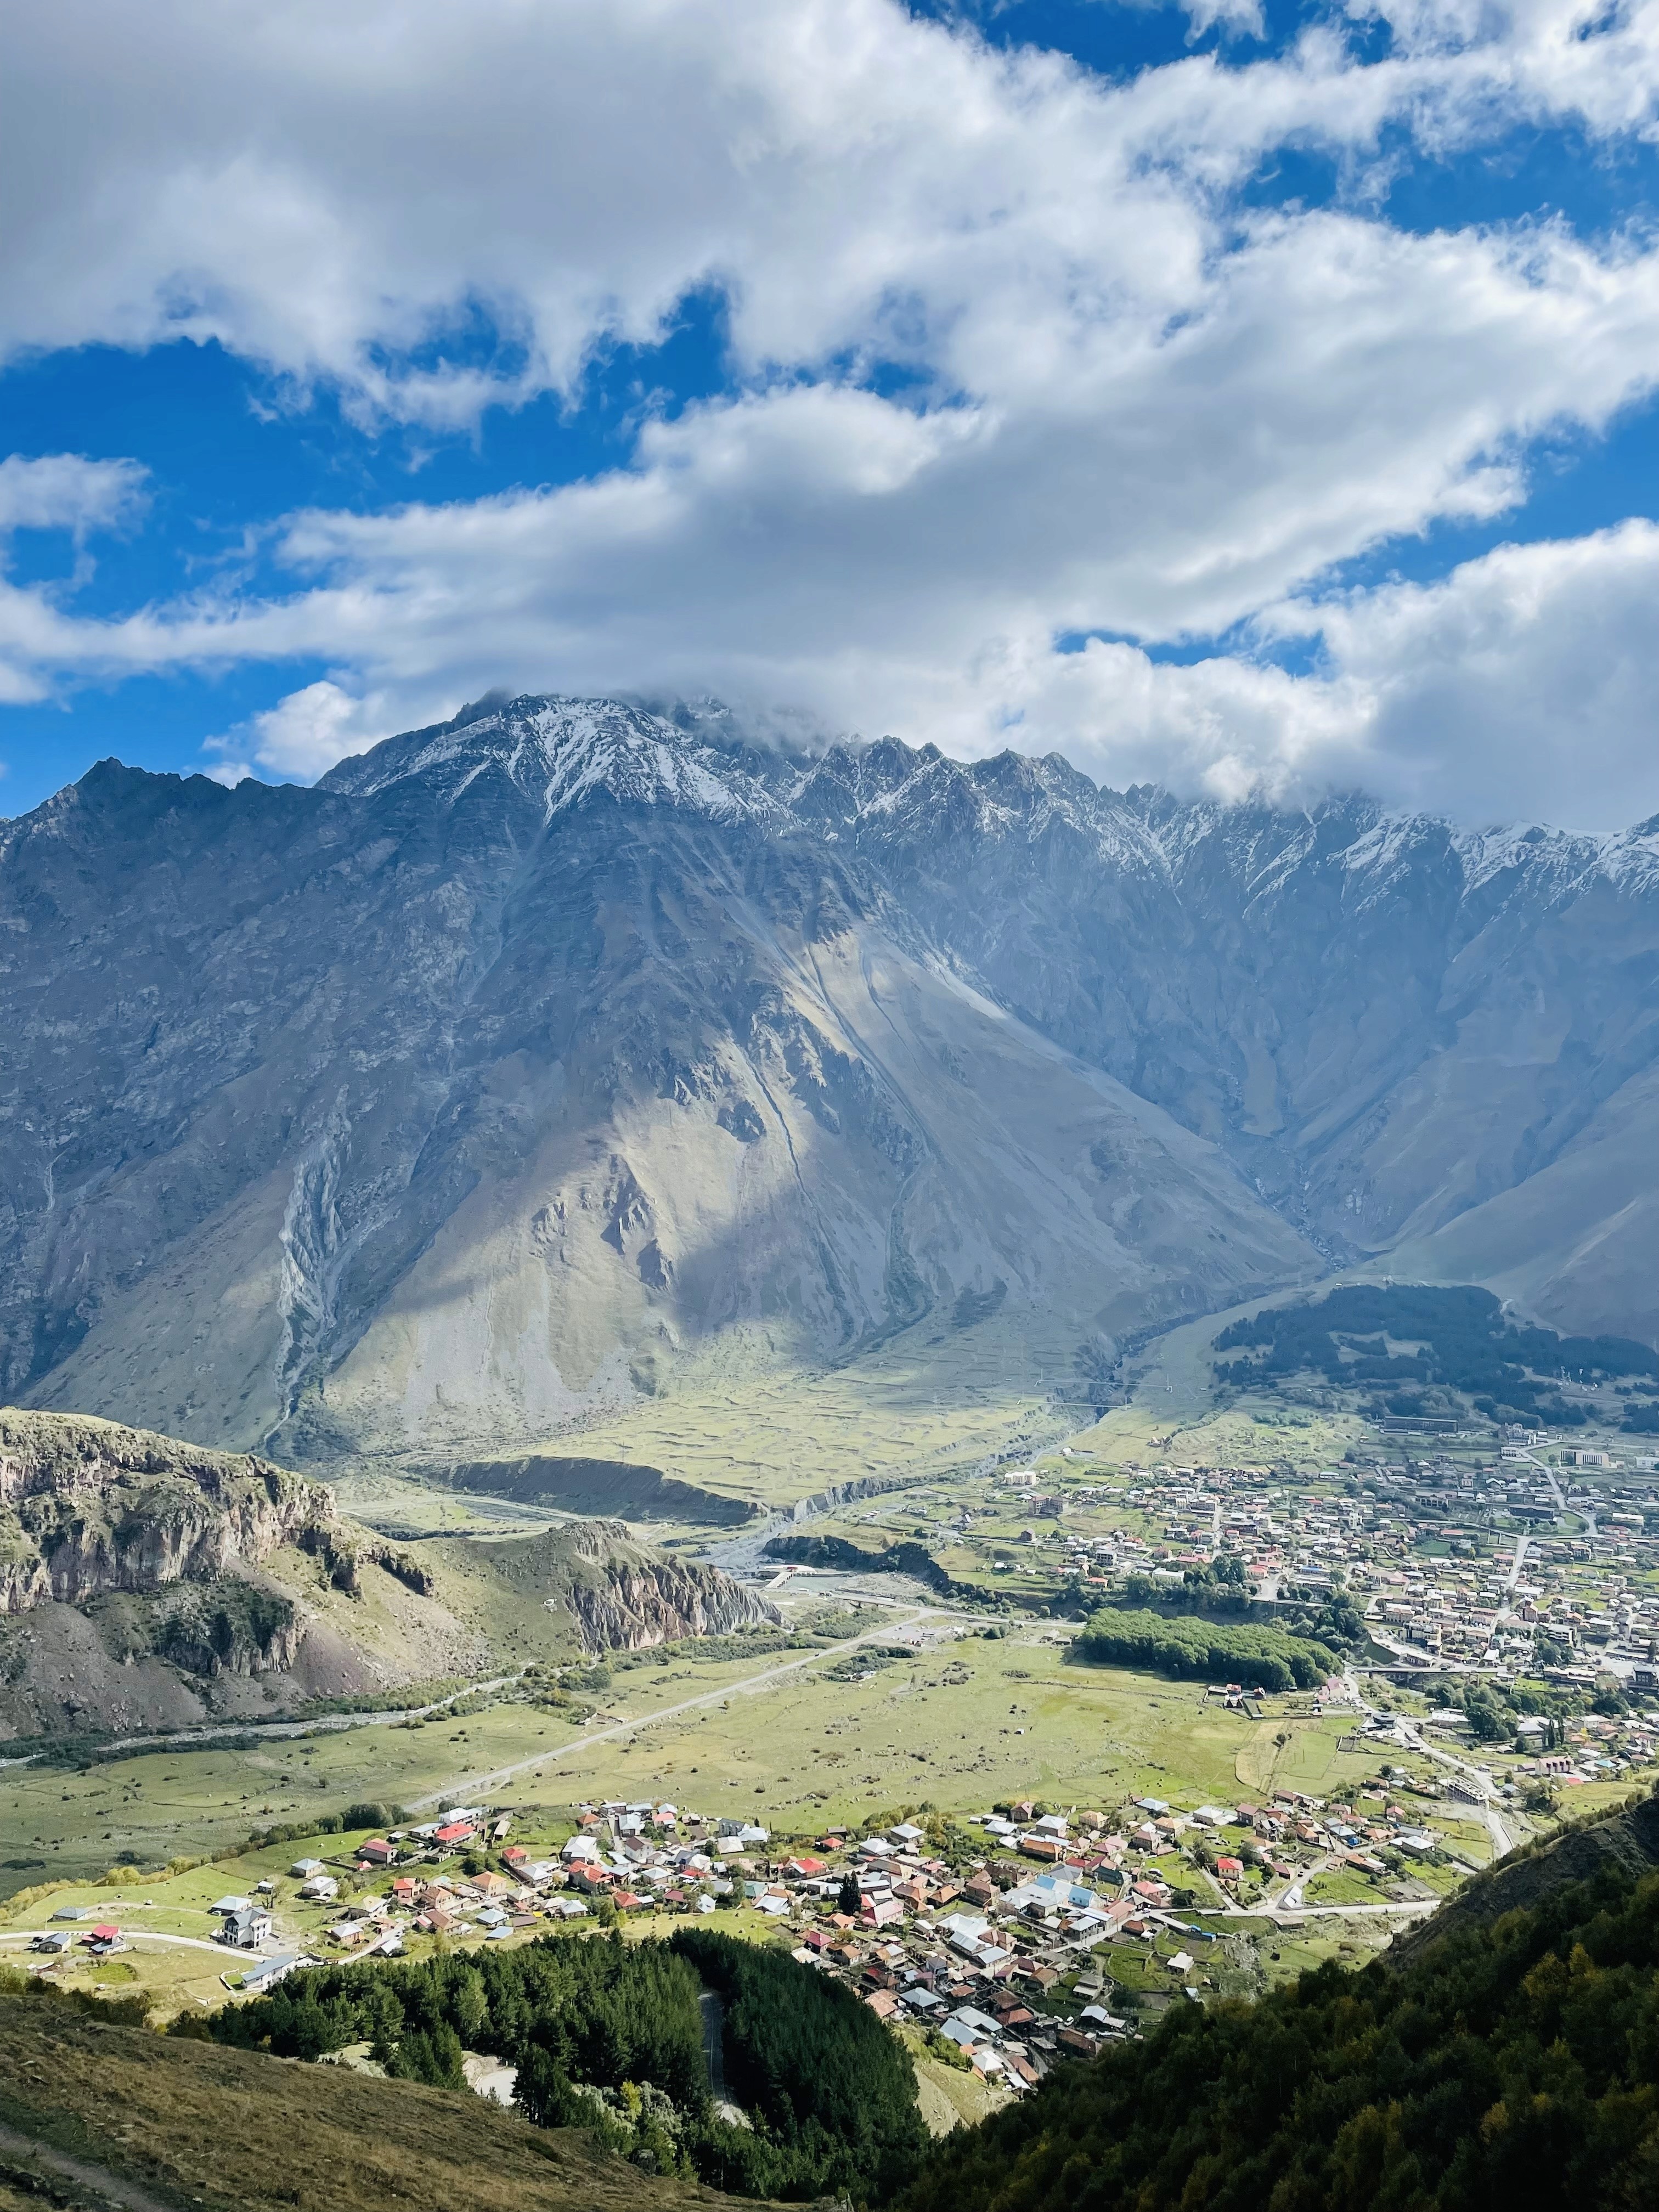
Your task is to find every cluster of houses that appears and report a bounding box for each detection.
[261,1802,776,1962]
[769,1787,1443,2079]
[29,1908,125,1960]
[258,1782,1470,2086]
[17,1756,1488,2075]
[1414,1700,1659,1785]
[191,1797,1190,2078]
[982,1453,1659,1703]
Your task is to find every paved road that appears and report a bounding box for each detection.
[1156,1894,1435,1926]
[0,1927,233,1957]
[1262,1899,1437,1922]
[1346,1669,1515,1859]
[1501,1532,1529,1600]
[1397,1722,1514,1858]
[1521,1451,1593,1533]
[407,1609,934,1808]
[1534,1457,1567,1513]
[1487,1531,1530,1664]
[1267,1853,1330,1913]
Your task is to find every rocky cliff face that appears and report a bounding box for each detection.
[1,695,1654,1476]
[0,1410,448,1735]
[0,1408,340,1615]
[469,1519,778,1653]
[0,1412,774,1738]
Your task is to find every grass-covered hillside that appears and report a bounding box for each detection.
[0,1985,753,2212]
[904,1790,1659,2212]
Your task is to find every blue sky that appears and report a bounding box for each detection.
[3,0,1659,828]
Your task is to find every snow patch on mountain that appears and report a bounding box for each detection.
[320,695,783,827]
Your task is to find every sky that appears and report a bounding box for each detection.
[3,0,1658,831]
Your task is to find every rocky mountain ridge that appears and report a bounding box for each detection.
[0,1409,776,1738]
[473,1519,779,1651]
[2,694,1655,1485]
[0,1409,346,1615]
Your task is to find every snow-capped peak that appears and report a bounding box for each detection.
[319,695,781,827]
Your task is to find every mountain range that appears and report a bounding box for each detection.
[2,694,1655,1494]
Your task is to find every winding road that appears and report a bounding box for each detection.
[1345,1669,1515,1859]
[0,1927,235,1956]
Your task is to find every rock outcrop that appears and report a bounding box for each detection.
[470,1520,779,1653]
[0,1410,781,1736]
[763,1530,968,1599]
[0,1408,340,1615]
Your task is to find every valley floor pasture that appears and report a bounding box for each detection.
[0,1618,1384,1901]
[0,1612,1484,2039]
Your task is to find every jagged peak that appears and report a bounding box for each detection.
[307,693,1659,901]
[317,693,785,828]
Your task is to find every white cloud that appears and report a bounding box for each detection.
[0,456,150,704]
[921,520,1659,830]
[0,454,148,538]
[1262,519,1659,828]
[5,0,1658,422]
[203,679,411,786]
[3,2,1659,822]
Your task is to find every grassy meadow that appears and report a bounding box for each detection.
[0,2000,710,2212]
[442,1311,1073,1515]
[1,1621,1385,1922]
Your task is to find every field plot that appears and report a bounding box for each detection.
[0,1602,1517,2036]
[508,1311,1070,1512]
[503,1632,1335,1828]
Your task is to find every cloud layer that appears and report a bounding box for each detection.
[4,0,1659,826]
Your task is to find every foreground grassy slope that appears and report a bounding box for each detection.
[0,1998,752,2212]
[905,1790,1659,2212]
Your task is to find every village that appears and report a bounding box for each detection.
[5,1730,1582,2104]
[9,1418,1659,2119]
[818,1432,1659,1705]
[5,1787,1422,2092]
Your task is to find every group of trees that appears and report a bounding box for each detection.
[1435,1673,1596,1747]
[244,1801,405,1850]
[902,1825,1659,2212]
[183,1936,707,2104]
[1120,1558,1250,1617]
[180,1928,926,2202]
[1073,1607,1339,1691]
[1111,1558,1365,1657]
[673,1929,928,2202]
[1212,1283,1658,1430]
